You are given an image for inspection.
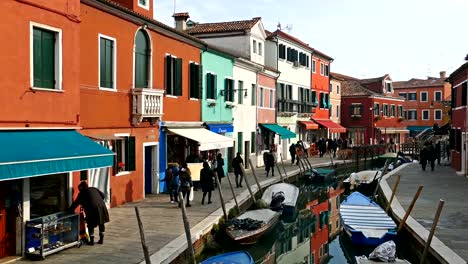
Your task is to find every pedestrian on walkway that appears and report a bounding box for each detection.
[232,152,244,188]
[428,141,436,171]
[389,137,396,153]
[170,164,180,203]
[264,149,275,177]
[435,140,441,165]
[200,162,214,205]
[289,143,297,164]
[216,153,225,184]
[332,138,338,158]
[179,162,192,207]
[161,166,175,203]
[69,181,109,245]
[419,142,432,171]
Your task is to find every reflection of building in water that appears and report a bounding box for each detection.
[275,209,315,263]
[308,196,330,264]
[328,186,344,239]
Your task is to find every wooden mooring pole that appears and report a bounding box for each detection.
[420,199,445,264]
[177,192,196,264]
[213,173,228,222]
[248,159,263,195]
[279,154,288,182]
[276,163,285,182]
[135,207,151,264]
[225,172,240,213]
[398,185,424,232]
[242,166,256,203]
[386,175,401,213]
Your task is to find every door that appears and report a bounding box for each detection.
[144,146,153,194]
[0,181,17,258]
[244,141,250,169]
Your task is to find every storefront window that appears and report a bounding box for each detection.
[30,173,69,218]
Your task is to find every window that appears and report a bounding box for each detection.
[251,84,256,105]
[312,60,316,73]
[451,85,457,108]
[278,44,286,59]
[269,90,274,108]
[351,104,362,116]
[99,35,116,89]
[462,83,467,106]
[398,105,403,117]
[252,39,257,54]
[336,105,340,118]
[391,105,396,117]
[114,136,136,173]
[329,83,333,92]
[383,104,388,116]
[224,78,234,102]
[399,92,407,99]
[319,93,324,108]
[32,24,62,90]
[325,65,329,77]
[138,0,149,9]
[434,109,442,120]
[258,42,262,56]
[237,80,244,104]
[374,103,380,115]
[337,85,340,94]
[286,85,293,100]
[408,92,417,101]
[434,91,442,102]
[325,93,330,109]
[165,55,182,96]
[420,91,428,102]
[260,87,264,107]
[251,132,255,153]
[189,63,201,99]
[312,91,318,105]
[320,62,324,75]
[237,132,243,154]
[135,30,151,88]
[385,82,392,93]
[408,110,417,120]
[287,48,298,63]
[206,73,217,100]
[422,110,430,120]
[329,103,332,118]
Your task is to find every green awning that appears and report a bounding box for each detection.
[0,130,115,180]
[261,124,296,139]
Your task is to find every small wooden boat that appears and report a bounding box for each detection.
[340,192,397,246]
[226,209,280,245]
[355,256,411,264]
[261,183,299,221]
[201,251,254,264]
[343,170,381,196]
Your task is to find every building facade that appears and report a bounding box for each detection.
[329,74,344,140]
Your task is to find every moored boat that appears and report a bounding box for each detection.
[261,183,299,221]
[226,209,280,245]
[343,170,381,196]
[304,168,335,183]
[340,192,397,246]
[201,251,254,264]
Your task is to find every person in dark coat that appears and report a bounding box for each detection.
[419,142,431,171]
[319,138,327,157]
[179,162,193,207]
[215,153,225,184]
[200,162,215,205]
[289,143,297,165]
[264,149,275,177]
[435,140,441,165]
[232,152,244,187]
[69,181,109,245]
[428,142,436,171]
[332,138,338,158]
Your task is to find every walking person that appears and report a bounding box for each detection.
[428,141,436,171]
[200,161,215,205]
[161,166,175,203]
[264,149,275,177]
[232,152,244,188]
[171,164,180,203]
[332,138,338,158]
[216,153,225,185]
[435,140,441,165]
[389,137,396,153]
[289,143,297,165]
[179,162,192,207]
[419,142,430,171]
[69,181,109,245]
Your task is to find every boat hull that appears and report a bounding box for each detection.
[201,251,254,264]
[226,210,281,245]
[344,225,397,246]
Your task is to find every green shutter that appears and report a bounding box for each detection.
[251,132,255,153]
[174,58,182,96]
[135,31,149,88]
[238,81,243,104]
[126,136,136,171]
[251,84,256,105]
[197,64,202,99]
[165,55,172,94]
[189,63,195,98]
[224,79,229,101]
[33,28,42,87]
[206,73,212,99]
[238,132,243,154]
[213,74,217,99]
[100,38,114,88]
[33,28,55,89]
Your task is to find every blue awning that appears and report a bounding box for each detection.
[0,130,115,181]
[407,126,431,132]
[206,123,234,134]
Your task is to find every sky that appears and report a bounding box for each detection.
[154,0,468,81]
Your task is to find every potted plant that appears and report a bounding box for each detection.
[118,162,125,172]
[374,115,382,121]
[208,101,216,107]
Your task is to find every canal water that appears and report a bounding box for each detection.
[199,159,407,263]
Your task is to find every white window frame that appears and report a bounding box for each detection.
[408,92,417,101]
[337,85,340,95]
[252,39,257,54]
[434,109,442,120]
[98,34,117,91]
[383,104,388,116]
[137,0,150,10]
[260,87,264,107]
[133,28,153,89]
[398,105,403,117]
[30,21,63,91]
[422,109,430,120]
[114,133,131,176]
[408,109,417,120]
[420,91,428,102]
[434,91,442,102]
[384,81,393,93]
[390,104,396,117]
[320,62,324,76]
[258,42,262,56]
[312,60,316,73]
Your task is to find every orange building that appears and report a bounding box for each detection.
[308,196,330,264]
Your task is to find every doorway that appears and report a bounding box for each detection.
[0,181,20,258]
[144,144,159,195]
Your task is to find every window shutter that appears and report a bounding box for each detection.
[224,79,228,101]
[126,136,136,171]
[174,58,183,96]
[42,30,55,88]
[33,28,43,87]
[165,55,172,94]
[462,83,467,106]
[189,63,195,98]
[213,74,217,99]
[197,64,202,99]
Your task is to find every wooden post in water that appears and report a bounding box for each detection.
[225,172,240,213]
[213,173,228,221]
[398,186,424,232]
[420,199,445,264]
[385,175,401,213]
[177,192,196,264]
[279,154,288,182]
[276,163,285,182]
[248,159,263,195]
[242,166,256,203]
[135,207,151,264]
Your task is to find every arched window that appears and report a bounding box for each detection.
[134,30,150,88]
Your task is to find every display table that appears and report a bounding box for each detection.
[25,212,80,259]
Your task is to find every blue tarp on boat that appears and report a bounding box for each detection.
[201,251,254,264]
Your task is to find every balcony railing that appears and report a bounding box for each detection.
[277,99,317,114]
[132,88,164,125]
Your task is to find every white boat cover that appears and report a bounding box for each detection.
[168,128,234,151]
[261,183,300,207]
[344,170,381,184]
[237,209,278,222]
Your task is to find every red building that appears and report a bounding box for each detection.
[307,198,329,264]
[447,62,468,173]
[337,73,408,146]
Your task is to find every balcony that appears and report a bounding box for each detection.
[277,99,317,117]
[132,88,164,126]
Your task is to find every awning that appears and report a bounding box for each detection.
[205,123,234,134]
[407,126,431,132]
[168,128,234,151]
[88,134,123,141]
[313,119,346,133]
[376,127,410,134]
[0,130,115,181]
[298,121,319,130]
[260,124,296,139]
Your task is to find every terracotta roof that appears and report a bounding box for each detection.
[185,17,261,34]
[447,62,468,82]
[330,72,358,81]
[393,76,446,89]
[173,12,190,18]
[359,74,390,85]
[341,80,376,97]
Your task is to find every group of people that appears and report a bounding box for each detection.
[419,140,442,171]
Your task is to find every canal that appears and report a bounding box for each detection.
[198,158,409,263]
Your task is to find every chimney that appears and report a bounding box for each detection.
[439,71,446,79]
[173,12,190,31]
